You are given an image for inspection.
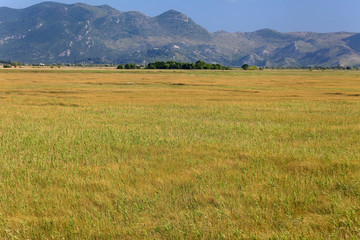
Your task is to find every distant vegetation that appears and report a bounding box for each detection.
[147,60,230,70]
[2,64,12,68]
[241,64,261,70]
[117,61,230,70]
[1,60,359,70]
[116,63,141,69]
[1,60,20,68]
[1,60,11,68]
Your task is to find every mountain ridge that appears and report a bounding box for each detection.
[1,2,360,67]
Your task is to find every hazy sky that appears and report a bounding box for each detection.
[0,0,359,33]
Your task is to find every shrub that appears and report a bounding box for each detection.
[249,65,258,70]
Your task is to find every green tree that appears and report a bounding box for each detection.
[125,63,136,69]
[242,64,249,70]
[12,62,19,68]
[147,63,156,69]
[195,60,207,69]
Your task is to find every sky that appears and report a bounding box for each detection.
[0,0,359,33]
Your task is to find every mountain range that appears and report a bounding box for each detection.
[1,2,360,67]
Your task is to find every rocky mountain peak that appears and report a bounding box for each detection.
[156,9,189,22]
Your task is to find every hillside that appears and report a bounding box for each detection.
[0,2,360,66]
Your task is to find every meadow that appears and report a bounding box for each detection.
[0,69,359,239]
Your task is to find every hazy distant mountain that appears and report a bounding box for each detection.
[1,2,360,67]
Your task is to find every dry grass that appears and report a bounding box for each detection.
[0,69,359,239]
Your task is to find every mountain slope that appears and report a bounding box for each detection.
[0,2,360,66]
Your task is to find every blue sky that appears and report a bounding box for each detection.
[0,0,359,33]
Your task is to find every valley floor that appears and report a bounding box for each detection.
[0,69,359,239]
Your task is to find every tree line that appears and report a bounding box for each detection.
[117,60,230,70]
[2,59,358,70]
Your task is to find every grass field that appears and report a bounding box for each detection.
[0,69,359,239]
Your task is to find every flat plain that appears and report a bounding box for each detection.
[0,69,359,239]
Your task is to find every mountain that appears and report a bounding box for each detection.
[1,2,360,67]
[213,30,360,67]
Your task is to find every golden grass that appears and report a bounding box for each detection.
[0,69,359,239]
